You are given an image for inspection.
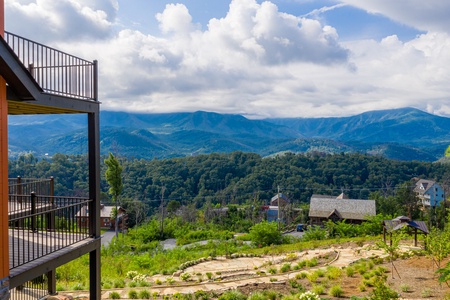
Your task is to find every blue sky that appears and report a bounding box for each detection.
[4,0,450,118]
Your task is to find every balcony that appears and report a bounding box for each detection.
[1,32,98,115]
[4,31,97,101]
[7,177,96,291]
[1,31,101,299]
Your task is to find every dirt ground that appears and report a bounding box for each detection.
[237,251,450,299]
[65,241,450,300]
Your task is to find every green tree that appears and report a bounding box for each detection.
[426,228,450,270]
[396,182,420,219]
[445,145,450,157]
[105,153,123,238]
[248,221,282,247]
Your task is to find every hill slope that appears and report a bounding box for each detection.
[7,108,450,161]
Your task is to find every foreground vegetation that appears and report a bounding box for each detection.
[55,212,450,298]
[10,151,450,297]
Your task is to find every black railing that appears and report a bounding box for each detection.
[8,194,92,269]
[10,275,48,300]
[4,31,97,101]
[8,176,53,198]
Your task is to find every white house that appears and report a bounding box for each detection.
[414,179,445,207]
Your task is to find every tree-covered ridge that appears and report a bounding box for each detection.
[9,152,450,213]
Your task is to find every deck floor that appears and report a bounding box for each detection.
[9,229,90,268]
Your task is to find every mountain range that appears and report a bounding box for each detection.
[8,107,450,162]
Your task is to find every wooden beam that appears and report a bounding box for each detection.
[0,2,10,297]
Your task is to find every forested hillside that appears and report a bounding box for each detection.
[9,152,450,215]
[8,108,450,161]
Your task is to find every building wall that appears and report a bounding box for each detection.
[425,183,445,206]
[0,1,11,298]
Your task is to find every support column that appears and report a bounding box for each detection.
[0,0,11,299]
[88,109,101,300]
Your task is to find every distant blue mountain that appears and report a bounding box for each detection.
[8,107,450,161]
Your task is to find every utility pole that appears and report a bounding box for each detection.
[160,185,166,239]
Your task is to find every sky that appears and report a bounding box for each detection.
[4,0,450,119]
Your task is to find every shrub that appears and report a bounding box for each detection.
[358,283,367,292]
[268,267,277,274]
[328,285,344,298]
[194,290,210,300]
[126,271,139,279]
[113,279,125,288]
[301,226,328,241]
[326,266,342,280]
[280,263,291,273]
[306,258,318,268]
[138,290,151,299]
[296,272,308,280]
[400,284,410,292]
[248,221,283,246]
[284,253,298,262]
[421,288,432,298]
[109,291,121,299]
[307,272,319,283]
[247,292,266,300]
[298,291,320,300]
[262,290,278,300]
[312,284,325,295]
[369,276,398,299]
[181,273,191,281]
[218,290,247,300]
[128,290,139,299]
[346,266,355,277]
[296,260,306,269]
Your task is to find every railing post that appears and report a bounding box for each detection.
[28,63,34,78]
[17,175,22,205]
[50,176,54,197]
[93,60,98,101]
[31,192,36,232]
[47,176,55,231]
[47,270,56,296]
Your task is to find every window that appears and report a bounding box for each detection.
[104,218,109,223]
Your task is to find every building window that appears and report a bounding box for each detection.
[104,218,109,223]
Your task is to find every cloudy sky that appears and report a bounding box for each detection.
[4,0,450,118]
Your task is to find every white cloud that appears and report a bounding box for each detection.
[339,0,450,34]
[5,0,117,42]
[4,0,450,118]
[156,3,197,35]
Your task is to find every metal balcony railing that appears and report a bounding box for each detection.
[4,31,97,101]
[8,176,54,198]
[8,193,92,269]
[10,275,49,300]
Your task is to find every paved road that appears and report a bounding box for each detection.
[284,230,304,238]
[101,231,116,247]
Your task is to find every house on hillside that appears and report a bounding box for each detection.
[414,179,445,207]
[308,194,376,226]
[1,9,101,299]
[77,204,127,230]
[270,193,290,207]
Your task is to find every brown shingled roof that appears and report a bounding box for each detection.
[309,196,376,220]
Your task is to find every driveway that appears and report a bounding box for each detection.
[101,230,116,247]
